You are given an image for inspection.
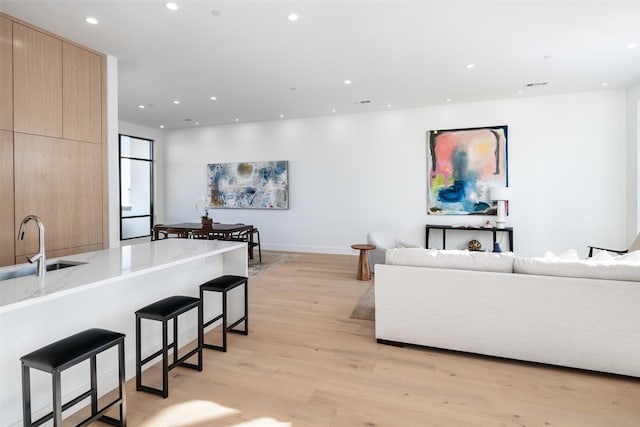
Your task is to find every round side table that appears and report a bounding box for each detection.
[351,244,376,281]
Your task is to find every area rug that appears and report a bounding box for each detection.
[350,281,375,321]
[248,251,298,277]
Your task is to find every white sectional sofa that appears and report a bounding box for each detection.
[374,248,640,377]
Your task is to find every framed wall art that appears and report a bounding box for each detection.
[207,160,289,209]
[427,125,508,215]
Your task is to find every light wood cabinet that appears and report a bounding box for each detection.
[0,130,14,267]
[0,17,12,131]
[63,42,102,144]
[13,23,62,138]
[14,134,103,257]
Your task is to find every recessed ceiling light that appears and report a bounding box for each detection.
[235,118,240,122]
[166,3,179,11]
[160,125,164,129]
[601,82,609,86]
[85,17,98,25]
[446,98,452,102]
[331,109,336,113]
[210,96,217,101]
[279,114,284,118]
[626,42,638,49]
[344,80,352,85]
[465,63,475,69]
[517,91,524,95]
[195,122,199,125]
[288,13,299,21]
[173,100,180,104]
[138,105,145,109]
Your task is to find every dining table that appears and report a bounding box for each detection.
[153,222,256,258]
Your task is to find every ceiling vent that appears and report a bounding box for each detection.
[354,100,371,104]
[184,118,193,122]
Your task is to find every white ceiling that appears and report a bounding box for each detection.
[3,1,640,130]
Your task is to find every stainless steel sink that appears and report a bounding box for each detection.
[0,260,87,281]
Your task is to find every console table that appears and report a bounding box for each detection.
[425,224,514,252]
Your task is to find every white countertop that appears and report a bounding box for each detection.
[0,239,245,314]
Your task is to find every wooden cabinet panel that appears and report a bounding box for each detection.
[63,43,102,143]
[0,130,14,266]
[13,23,62,137]
[0,17,12,131]
[14,134,103,257]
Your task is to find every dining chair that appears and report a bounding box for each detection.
[230,224,262,263]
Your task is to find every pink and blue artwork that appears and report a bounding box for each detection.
[427,126,508,215]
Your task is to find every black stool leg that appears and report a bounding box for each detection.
[118,339,127,426]
[91,355,98,417]
[135,315,142,392]
[222,291,228,352]
[244,280,249,335]
[197,300,203,371]
[53,370,62,426]
[162,319,169,398]
[21,363,31,426]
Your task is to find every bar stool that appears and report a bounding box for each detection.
[20,328,126,427]
[135,296,202,398]
[199,275,249,352]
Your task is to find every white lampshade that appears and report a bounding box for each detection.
[490,186,512,201]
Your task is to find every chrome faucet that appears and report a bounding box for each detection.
[18,215,46,277]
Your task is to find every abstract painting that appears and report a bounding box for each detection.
[427,126,508,215]
[207,161,289,209]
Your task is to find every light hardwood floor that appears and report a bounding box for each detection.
[117,252,640,426]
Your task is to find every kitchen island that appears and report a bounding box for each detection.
[0,239,247,427]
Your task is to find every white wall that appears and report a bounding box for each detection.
[626,82,640,239]
[161,90,628,258]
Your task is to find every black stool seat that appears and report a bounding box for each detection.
[21,328,124,372]
[135,295,200,320]
[199,275,249,352]
[135,295,202,398]
[21,328,126,427]
[200,275,247,292]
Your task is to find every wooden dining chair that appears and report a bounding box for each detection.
[165,228,189,238]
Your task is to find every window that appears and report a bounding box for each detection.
[119,135,153,240]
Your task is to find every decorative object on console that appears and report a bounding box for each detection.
[427,125,508,215]
[207,161,289,209]
[490,186,512,228]
[468,239,482,251]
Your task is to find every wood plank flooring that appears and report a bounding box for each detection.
[118,252,640,426]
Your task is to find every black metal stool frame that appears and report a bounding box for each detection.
[200,276,248,352]
[135,299,203,398]
[21,332,126,427]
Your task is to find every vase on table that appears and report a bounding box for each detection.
[201,217,213,228]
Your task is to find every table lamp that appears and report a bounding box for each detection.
[490,186,512,229]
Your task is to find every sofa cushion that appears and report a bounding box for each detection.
[385,248,514,273]
[616,250,640,262]
[514,256,640,282]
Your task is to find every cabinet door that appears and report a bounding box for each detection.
[13,23,62,138]
[0,17,12,131]
[63,43,102,143]
[14,133,102,257]
[0,130,14,266]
